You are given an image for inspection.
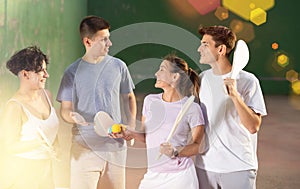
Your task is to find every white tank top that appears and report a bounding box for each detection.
[10,90,59,159]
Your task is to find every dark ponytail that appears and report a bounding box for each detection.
[163,54,200,104]
[187,68,200,104]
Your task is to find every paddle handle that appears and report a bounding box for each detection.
[157,96,195,160]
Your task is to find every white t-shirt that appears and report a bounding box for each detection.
[195,69,267,173]
[142,93,205,173]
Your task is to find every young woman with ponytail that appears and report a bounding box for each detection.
[121,54,205,189]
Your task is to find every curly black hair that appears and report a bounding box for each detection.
[6,46,49,76]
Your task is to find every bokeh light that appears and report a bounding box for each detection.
[188,0,220,15]
[286,70,299,83]
[222,0,274,21]
[230,19,244,33]
[230,19,255,42]
[277,53,289,67]
[249,3,256,9]
[272,42,279,50]
[214,6,229,21]
[250,8,267,26]
[289,94,300,110]
[271,51,290,72]
[291,80,300,95]
[167,0,199,18]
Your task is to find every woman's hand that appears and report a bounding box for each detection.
[109,125,134,141]
[159,142,175,158]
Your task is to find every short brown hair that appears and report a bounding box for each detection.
[79,15,110,41]
[198,25,237,56]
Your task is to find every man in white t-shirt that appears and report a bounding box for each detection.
[194,25,267,189]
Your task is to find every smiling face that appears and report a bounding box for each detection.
[197,34,220,66]
[27,60,49,89]
[154,60,177,90]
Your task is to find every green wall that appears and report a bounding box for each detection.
[0,0,298,111]
[87,0,299,95]
[0,0,87,110]
[0,1,297,187]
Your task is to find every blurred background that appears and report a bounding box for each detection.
[1,0,300,107]
[0,0,299,188]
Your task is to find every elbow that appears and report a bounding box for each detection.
[192,143,201,156]
[60,110,68,123]
[247,114,262,134]
[249,127,259,134]
[248,121,261,134]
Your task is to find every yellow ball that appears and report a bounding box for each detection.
[111,124,122,133]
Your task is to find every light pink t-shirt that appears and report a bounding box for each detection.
[142,93,205,173]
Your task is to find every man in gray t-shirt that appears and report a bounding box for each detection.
[56,16,136,189]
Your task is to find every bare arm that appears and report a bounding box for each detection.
[224,78,262,134]
[124,115,146,143]
[60,101,75,124]
[121,92,137,129]
[160,125,205,157]
[177,125,205,157]
[231,95,261,133]
[1,102,45,154]
[60,100,90,126]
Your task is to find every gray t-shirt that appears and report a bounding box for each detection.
[57,55,135,151]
